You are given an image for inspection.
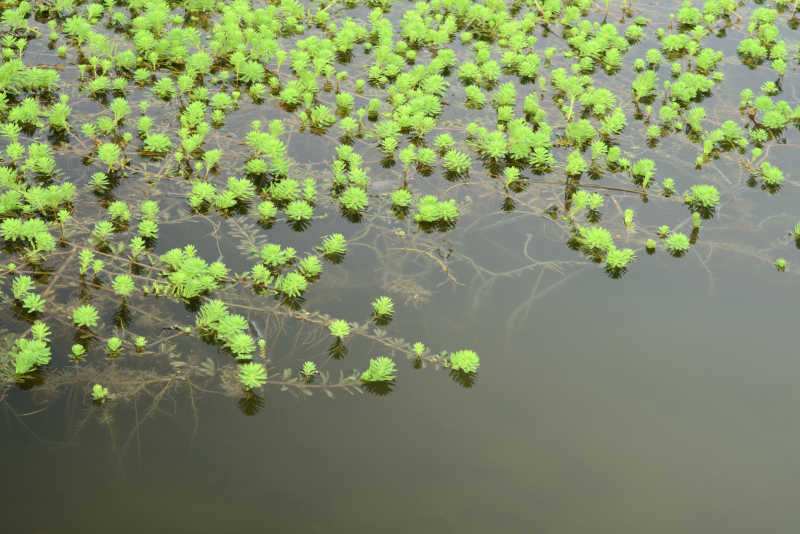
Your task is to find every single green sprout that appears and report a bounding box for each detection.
[106,337,123,355]
[329,319,351,339]
[360,356,397,383]
[91,384,109,402]
[301,361,318,381]
[775,258,787,272]
[665,232,691,256]
[71,344,86,361]
[371,296,394,318]
[73,304,100,328]
[450,350,480,373]
[239,362,267,390]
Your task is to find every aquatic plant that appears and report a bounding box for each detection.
[91,384,109,402]
[606,247,636,273]
[449,350,480,374]
[329,320,351,339]
[665,233,691,256]
[0,0,797,414]
[684,185,720,211]
[372,296,394,318]
[301,361,318,381]
[361,356,397,383]
[73,305,100,329]
[238,362,267,390]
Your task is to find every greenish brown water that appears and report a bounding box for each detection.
[4,0,800,531]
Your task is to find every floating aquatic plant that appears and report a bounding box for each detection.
[0,0,796,411]
[449,350,480,374]
[372,296,395,318]
[239,362,267,390]
[361,356,397,383]
[329,320,351,339]
[91,384,109,402]
[665,233,691,256]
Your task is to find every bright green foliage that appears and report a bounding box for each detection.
[276,272,308,297]
[450,350,480,373]
[631,159,656,186]
[565,120,596,147]
[413,195,459,225]
[301,361,318,380]
[577,226,614,254]
[112,275,135,298]
[10,321,52,375]
[646,239,657,250]
[775,258,787,272]
[329,319,351,339]
[73,304,100,328]
[71,344,87,361]
[360,356,397,383]
[298,256,322,278]
[259,243,296,269]
[565,150,587,176]
[97,143,122,169]
[160,245,226,299]
[760,162,784,187]
[391,189,412,208]
[239,362,267,389]
[108,201,131,223]
[684,185,720,210]
[320,234,347,256]
[632,70,658,101]
[257,200,277,220]
[12,275,34,300]
[624,209,634,229]
[339,187,368,212]
[309,105,336,128]
[605,247,635,272]
[91,384,109,401]
[665,233,691,255]
[285,200,314,221]
[442,150,471,174]
[106,337,122,355]
[144,133,172,153]
[195,300,257,359]
[372,296,394,317]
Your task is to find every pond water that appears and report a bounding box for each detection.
[6,259,800,533]
[3,0,800,531]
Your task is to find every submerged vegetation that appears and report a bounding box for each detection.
[1,0,800,419]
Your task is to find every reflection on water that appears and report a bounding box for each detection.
[4,258,800,533]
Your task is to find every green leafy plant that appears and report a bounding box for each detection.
[91,384,109,402]
[361,356,397,383]
[665,233,691,256]
[73,305,100,329]
[239,362,267,389]
[329,319,351,339]
[372,296,394,318]
[301,361,318,381]
[449,350,480,373]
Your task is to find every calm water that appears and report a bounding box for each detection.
[5,256,800,533]
[4,0,800,532]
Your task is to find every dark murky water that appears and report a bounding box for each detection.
[5,257,800,533]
